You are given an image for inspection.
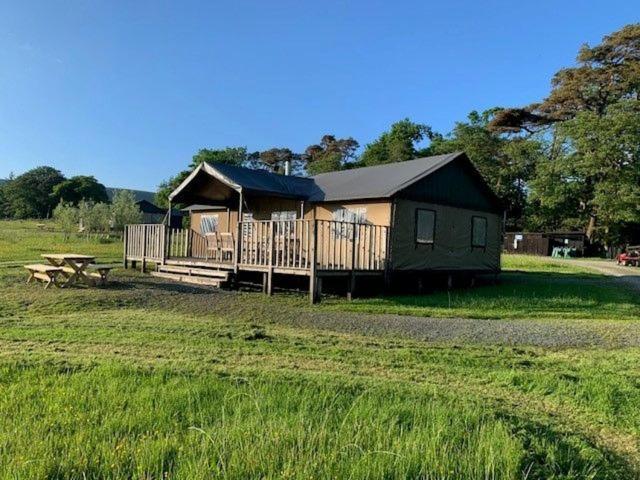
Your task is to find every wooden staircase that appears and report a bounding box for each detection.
[151,264,231,287]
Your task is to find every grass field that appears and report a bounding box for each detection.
[1,220,639,479]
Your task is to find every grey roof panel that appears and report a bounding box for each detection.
[212,163,318,199]
[310,153,463,201]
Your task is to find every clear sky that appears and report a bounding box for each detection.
[0,1,637,191]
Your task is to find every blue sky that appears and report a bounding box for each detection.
[0,1,637,191]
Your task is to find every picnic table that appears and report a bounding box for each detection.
[41,253,96,288]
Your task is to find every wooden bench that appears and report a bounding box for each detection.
[24,264,62,289]
[87,264,117,286]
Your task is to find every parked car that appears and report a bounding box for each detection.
[617,249,640,266]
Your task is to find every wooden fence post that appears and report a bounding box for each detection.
[123,225,129,269]
[309,220,320,304]
[347,222,357,301]
[269,220,275,295]
[141,225,148,273]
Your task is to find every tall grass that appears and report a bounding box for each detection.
[0,363,529,479]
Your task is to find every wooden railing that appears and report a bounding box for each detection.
[315,220,388,271]
[124,224,165,263]
[125,219,389,272]
[238,219,389,272]
[238,220,313,270]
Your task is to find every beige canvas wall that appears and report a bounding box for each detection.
[308,200,392,226]
[391,199,502,272]
[190,209,238,235]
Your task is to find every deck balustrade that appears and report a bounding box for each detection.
[124,219,389,274]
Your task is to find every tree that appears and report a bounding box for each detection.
[2,166,65,218]
[489,23,640,132]
[429,109,543,230]
[190,147,249,169]
[359,119,433,166]
[79,201,112,235]
[304,135,359,175]
[258,148,298,174]
[52,175,108,205]
[155,171,189,208]
[53,201,79,240]
[111,190,142,231]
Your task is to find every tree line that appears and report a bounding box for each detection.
[157,24,640,247]
[0,167,142,235]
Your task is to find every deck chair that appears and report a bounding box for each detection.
[219,232,235,262]
[204,232,221,261]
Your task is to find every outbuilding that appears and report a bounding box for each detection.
[124,152,504,301]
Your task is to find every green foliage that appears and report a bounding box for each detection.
[258,147,298,173]
[111,190,142,231]
[79,201,112,235]
[430,109,543,230]
[52,175,108,205]
[359,119,433,166]
[53,201,79,240]
[190,147,249,169]
[304,135,359,174]
[2,166,65,219]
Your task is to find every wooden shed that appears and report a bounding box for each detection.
[124,152,503,301]
[503,232,588,256]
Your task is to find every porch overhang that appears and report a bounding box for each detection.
[169,163,242,206]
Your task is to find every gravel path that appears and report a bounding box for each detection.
[285,260,640,347]
[572,259,640,292]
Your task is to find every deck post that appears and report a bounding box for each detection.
[123,225,129,269]
[141,225,148,273]
[347,221,357,300]
[266,220,274,295]
[309,219,319,304]
[235,191,243,275]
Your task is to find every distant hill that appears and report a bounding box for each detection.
[0,178,7,186]
[106,187,156,204]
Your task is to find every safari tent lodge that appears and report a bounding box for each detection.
[123,152,503,302]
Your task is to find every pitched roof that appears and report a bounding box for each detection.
[170,152,500,208]
[310,152,462,202]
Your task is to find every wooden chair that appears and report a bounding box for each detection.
[219,232,235,262]
[204,232,221,261]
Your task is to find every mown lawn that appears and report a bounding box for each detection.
[324,255,640,321]
[1,220,639,479]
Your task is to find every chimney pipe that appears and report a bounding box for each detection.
[284,160,291,176]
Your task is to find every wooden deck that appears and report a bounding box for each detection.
[124,219,390,302]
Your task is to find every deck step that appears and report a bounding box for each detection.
[157,265,229,279]
[150,271,222,287]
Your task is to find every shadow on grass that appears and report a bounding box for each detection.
[499,412,635,480]
[331,270,640,320]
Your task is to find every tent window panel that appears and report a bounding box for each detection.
[271,211,297,235]
[271,211,297,221]
[415,209,436,245]
[200,214,219,234]
[472,216,488,248]
[331,207,367,239]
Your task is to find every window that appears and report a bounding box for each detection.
[415,209,436,245]
[472,216,488,248]
[200,214,219,234]
[331,207,367,239]
[271,210,297,235]
[271,211,297,221]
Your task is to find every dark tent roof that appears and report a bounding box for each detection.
[310,153,462,202]
[135,199,165,214]
[170,152,501,209]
